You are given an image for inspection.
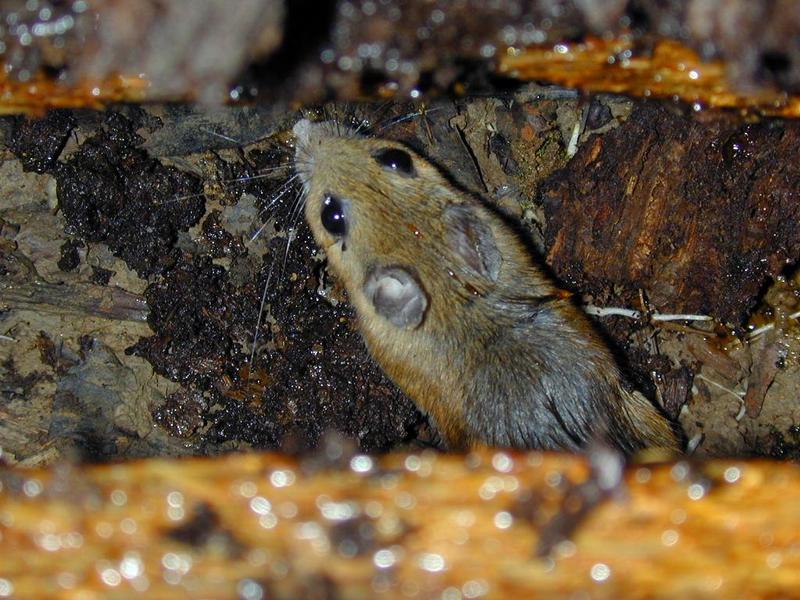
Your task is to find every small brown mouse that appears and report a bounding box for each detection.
[292,118,679,454]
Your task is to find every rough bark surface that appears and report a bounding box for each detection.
[541,102,800,326]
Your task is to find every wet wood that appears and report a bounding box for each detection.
[0,281,148,322]
[540,102,800,325]
[499,37,800,117]
[0,450,796,599]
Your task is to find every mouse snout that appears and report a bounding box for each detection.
[292,118,313,149]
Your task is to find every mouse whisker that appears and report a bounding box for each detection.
[280,226,296,277]
[360,99,394,134]
[256,173,300,217]
[199,127,243,145]
[352,100,392,136]
[276,189,307,277]
[287,193,306,235]
[248,220,272,245]
[249,174,301,245]
[219,168,292,187]
[157,190,207,206]
[372,105,444,135]
[248,262,275,381]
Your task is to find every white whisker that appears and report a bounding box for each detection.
[281,228,295,275]
[256,174,300,217]
[158,191,206,205]
[200,127,241,144]
[223,170,289,185]
[249,220,271,244]
[374,105,444,134]
[248,175,301,243]
[248,263,275,377]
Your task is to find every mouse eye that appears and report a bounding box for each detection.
[373,148,416,177]
[321,194,348,236]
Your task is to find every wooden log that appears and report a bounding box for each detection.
[1,2,800,115]
[499,37,800,117]
[0,450,797,599]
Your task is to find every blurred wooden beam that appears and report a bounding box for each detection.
[0,450,797,598]
[499,37,800,117]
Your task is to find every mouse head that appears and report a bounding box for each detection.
[293,118,505,335]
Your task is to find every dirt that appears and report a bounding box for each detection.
[1,104,423,463]
[1,92,799,463]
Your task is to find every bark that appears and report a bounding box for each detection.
[541,102,800,325]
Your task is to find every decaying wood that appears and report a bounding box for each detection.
[0,281,148,323]
[0,450,797,599]
[541,102,800,325]
[2,1,800,114]
[499,38,800,117]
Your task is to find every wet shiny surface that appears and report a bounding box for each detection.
[1,450,799,598]
[500,37,800,117]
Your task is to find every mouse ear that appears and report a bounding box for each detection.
[363,266,428,329]
[443,205,502,282]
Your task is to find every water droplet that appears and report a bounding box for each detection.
[419,552,445,572]
[491,452,513,473]
[688,482,707,500]
[277,501,298,518]
[554,540,577,558]
[166,491,184,508]
[270,469,296,488]
[670,462,689,482]
[670,509,687,525]
[493,511,513,529]
[441,587,462,600]
[110,489,128,506]
[239,481,258,498]
[259,513,278,529]
[479,476,503,500]
[350,455,373,473]
[99,568,122,587]
[394,492,416,510]
[320,48,336,64]
[56,572,77,590]
[238,578,265,600]
[373,548,396,568]
[462,579,489,598]
[634,467,651,483]
[723,466,741,483]
[250,496,272,515]
[120,518,137,535]
[96,522,114,538]
[23,478,42,497]
[321,501,357,521]
[405,455,421,472]
[661,529,679,546]
[120,553,143,579]
[590,562,611,582]
[767,552,782,568]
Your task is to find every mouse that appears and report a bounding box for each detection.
[292,117,679,454]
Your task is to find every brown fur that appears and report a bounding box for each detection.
[293,119,679,453]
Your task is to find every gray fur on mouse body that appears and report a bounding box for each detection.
[292,117,679,454]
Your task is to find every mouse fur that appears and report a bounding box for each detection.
[292,117,679,454]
